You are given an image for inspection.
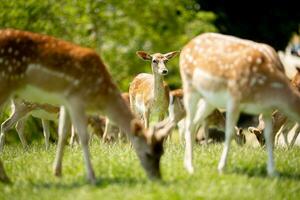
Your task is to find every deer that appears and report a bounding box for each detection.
[168,89,245,145]
[180,32,300,177]
[248,112,300,147]
[0,98,105,150]
[0,29,172,184]
[0,98,59,151]
[278,34,300,79]
[129,51,179,129]
[248,67,300,147]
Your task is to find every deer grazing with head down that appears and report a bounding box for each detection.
[0,29,172,184]
[168,89,245,145]
[129,51,178,129]
[180,32,300,176]
[0,99,106,150]
[0,98,59,151]
[248,67,300,147]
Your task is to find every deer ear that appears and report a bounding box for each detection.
[164,51,180,60]
[248,127,262,136]
[152,119,175,142]
[235,127,241,135]
[136,51,152,61]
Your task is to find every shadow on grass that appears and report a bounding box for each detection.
[231,166,300,181]
[29,176,165,189]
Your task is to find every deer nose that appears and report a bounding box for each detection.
[161,69,168,75]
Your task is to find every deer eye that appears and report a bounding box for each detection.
[163,60,168,64]
[152,60,158,64]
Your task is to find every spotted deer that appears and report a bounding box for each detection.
[180,32,300,176]
[0,99,106,150]
[168,89,245,145]
[248,67,300,147]
[278,34,300,79]
[129,51,178,129]
[0,29,172,183]
[248,112,300,147]
[0,98,59,151]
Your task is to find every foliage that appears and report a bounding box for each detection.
[1,141,300,199]
[0,0,218,90]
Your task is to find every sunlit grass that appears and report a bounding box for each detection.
[1,139,300,200]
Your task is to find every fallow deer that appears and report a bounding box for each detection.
[129,51,178,129]
[0,29,171,184]
[180,32,300,176]
[0,98,59,151]
[248,67,300,147]
[278,34,300,79]
[248,112,299,147]
[0,99,105,150]
[168,89,245,145]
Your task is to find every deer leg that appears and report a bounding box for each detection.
[67,101,96,184]
[183,88,214,173]
[177,119,185,144]
[15,118,28,149]
[0,94,11,182]
[0,105,27,152]
[103,119,116,142]
[0,159,10,183]
[289,123,300,148]
[263,115,278,176]
[218,97,240,173]
[53,106,70,177]
[42,120,50,150]
[203,123,210,145]
[282,130,289,147]
[143,109,150,129]
[70,125,78,146]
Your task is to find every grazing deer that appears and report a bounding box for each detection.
[180,32,300,176]
[248,112,300,147]
[169,89,245,145]
[129,51,178,129]
[248,67,300,147]
[0,98,59,151]
[0,29,171,184]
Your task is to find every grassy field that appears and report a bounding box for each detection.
[1,139,300,200]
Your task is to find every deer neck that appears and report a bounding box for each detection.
[153,73,164,100]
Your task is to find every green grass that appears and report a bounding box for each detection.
[1,139,300,200]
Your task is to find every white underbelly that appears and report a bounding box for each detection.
[200,89,228,109]
[200,88,268,115]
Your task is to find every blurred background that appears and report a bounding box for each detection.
[0,0,299,143]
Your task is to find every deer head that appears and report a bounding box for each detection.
[136,51,179,76]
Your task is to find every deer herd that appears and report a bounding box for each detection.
[0,29,300,184]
